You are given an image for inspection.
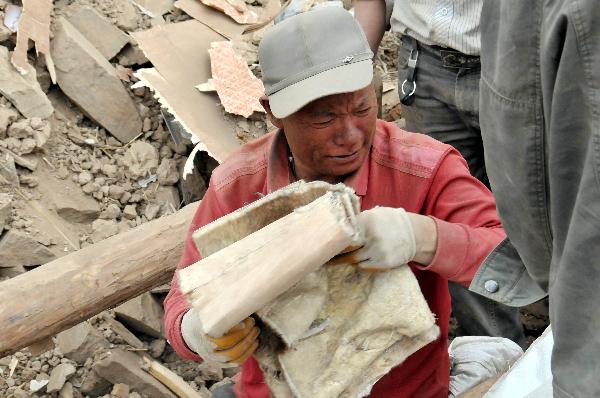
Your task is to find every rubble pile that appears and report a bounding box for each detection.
[0,0,408,396]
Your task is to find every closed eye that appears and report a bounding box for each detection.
[312,113,336,128]
[355,107,372,116]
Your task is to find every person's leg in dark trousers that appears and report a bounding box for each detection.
[398,38,527,348]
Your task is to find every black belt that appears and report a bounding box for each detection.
[437,48,480,68]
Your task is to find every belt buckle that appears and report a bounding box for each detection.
[440,49,479,68]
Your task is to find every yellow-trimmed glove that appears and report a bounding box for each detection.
[181,309,259,367]
[328,206,417,272]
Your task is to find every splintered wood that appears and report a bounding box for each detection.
[178,181,362,337]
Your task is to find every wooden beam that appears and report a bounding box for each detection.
[0,202,198,358]
[179,188,361,337]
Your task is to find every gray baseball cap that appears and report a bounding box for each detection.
[258,7,374,119]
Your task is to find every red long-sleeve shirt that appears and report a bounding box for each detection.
[164,120,506,398]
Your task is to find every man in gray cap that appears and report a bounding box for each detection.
[164,7,523,397]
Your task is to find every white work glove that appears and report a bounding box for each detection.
[328,206,417,272]
[181,308,259,367]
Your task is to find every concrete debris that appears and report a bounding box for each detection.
[93,349,177,398]
[148,339,166,358]
[108,185,126,200]
[9,152,39,171]
[123,141,159,179]
[11,388,30,398]
[100,203,122,220]
[117,43,149,66]
[155,186,181,213]
[103,315,145,349]
[52,17,142,144]
[0,266,26,279]
[91,219,119,243]
[115,292,164,338]
[114,0,140,31]
[19,174,38,187]
[144,203,161,221]
[80,370,112,396]
[45,174,101,223]
[0,105,18,137]
[5,117,51,154]
[111,382,130,398]
[46,363,76,393]
[0,230,55,268]
[0,24,11,42]
[122,204,137,220]
[47,88,83,124]
[29,377,49,393]
[59,381,74,398]
[77,171,93,185]
[156,157,179,185]
[56,321,110,364]
[0,192,11,231]
[0,47,54,119]
[101,163,118,178]
[68,6,130,61]
[0,151,19,187]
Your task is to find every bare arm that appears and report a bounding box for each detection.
[354,0,387,54]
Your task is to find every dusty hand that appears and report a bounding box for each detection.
[328,206,416,272]
[181,309,259,367]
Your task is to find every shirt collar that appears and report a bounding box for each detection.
[266,129,369,196]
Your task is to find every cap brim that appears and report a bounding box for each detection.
[268,59,373,119]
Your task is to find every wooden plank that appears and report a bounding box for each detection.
[0,202,199,358]
[142,356,208,398]
[179,188,361,337]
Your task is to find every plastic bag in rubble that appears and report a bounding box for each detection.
[448,336,523,398]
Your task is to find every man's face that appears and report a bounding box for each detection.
[266,84,377,183]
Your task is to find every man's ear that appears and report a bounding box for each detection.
[260,96,283,129]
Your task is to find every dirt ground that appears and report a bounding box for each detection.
[0,1,549,397]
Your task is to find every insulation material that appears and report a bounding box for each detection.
[199,0,259,24]
[202,41,265,118]
[11,0,56,84]
[257,265,439,398]
[190,181,440,398]
[132,21,239,163]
